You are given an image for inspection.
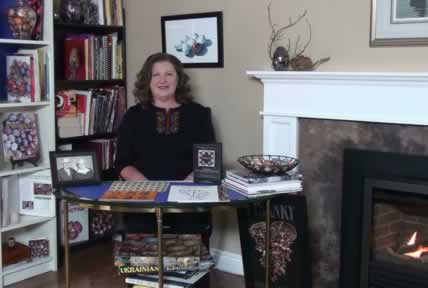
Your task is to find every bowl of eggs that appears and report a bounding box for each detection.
[237,155,299,175]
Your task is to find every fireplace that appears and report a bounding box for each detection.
[247,71,428,288]
[341,149,428,288]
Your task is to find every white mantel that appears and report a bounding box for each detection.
[247,71,428,158]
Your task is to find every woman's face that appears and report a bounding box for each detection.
[150,61,178,102]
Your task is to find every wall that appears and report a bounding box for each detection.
[123,0,428,256]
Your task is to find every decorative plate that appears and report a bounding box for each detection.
[237,155,299,175]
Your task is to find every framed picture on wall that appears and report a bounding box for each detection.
[371,0,428,46]
[161,11,224,68]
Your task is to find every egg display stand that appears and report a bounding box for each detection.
[9,154,39,170]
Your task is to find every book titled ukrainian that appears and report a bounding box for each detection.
[114,233,201,273]
[237,193,311,288]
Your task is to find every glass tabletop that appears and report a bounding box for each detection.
[55,181,275,210]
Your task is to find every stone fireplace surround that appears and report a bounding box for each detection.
[247,71,428,288]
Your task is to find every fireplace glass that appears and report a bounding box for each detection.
[362,179,428,288]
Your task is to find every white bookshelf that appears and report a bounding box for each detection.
[0,0,57,287]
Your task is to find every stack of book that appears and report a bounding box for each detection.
[223,169,303,197]
[114,233,215,288]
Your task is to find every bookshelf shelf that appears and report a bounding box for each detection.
[2,256,53,275]
[0,0,57,286]
[55,79,125,89]
[0,39,50,46]
[0,101,51,110]
[0,164,50,179]
[54,22,124,33]
[0,216,53,233]
[57,132,117,145]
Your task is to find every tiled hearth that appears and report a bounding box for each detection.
[247,71,428,288]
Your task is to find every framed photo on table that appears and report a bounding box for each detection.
[49,151,101,188]
[371,0,428,46]
[161,11,224,68]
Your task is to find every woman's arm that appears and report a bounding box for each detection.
[119,165,147,180]
[115,108,142,178]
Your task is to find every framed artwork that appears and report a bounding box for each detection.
[193,143,222,184]
[49,151,101,188]
[161,12,224,68]
[371,0,428,46]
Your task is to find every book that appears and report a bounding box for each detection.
[100,181,169,201]
[1,176,19,227]
[125,270,209,288]
[18,169,55,217]
[60,202,89,245]
[55,90,78,118]
[6,55,34,102]
[1,112,40,161]
[237,193,312,288]
[16,48,42,102]
[64,36,87,80]
[28,238,49,258]
[223,176,302,194]
[223,183,301,198]
[125,275,191,288]
[114,233,201,272]
[226,169,301,184]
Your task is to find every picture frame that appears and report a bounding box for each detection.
[161,12,224,68]
[371,0,428,46]
[49,151,101,188]
[193,143,222,184]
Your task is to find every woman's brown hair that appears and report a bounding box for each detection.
[133,53,193,106]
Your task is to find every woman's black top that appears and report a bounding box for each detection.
[115,102,215,180]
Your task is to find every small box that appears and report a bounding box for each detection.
[2,242,31,266]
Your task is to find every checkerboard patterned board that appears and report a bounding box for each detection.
[100,181,169,201]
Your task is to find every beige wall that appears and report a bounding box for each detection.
[124,0,428,255]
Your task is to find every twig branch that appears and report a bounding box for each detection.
[295,19,312,57]
[267,2,307,60]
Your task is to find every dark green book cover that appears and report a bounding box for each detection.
[238,193,312,288]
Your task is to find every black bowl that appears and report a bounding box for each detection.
[237,155,299,175]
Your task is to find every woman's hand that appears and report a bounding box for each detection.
[120,166,147,181]
[184,172,194,182]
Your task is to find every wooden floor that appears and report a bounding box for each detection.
[9,242,245,288]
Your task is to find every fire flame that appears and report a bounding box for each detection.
[404,232,428,259]
[407,232,417,245]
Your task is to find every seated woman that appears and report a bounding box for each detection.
[115,52,215,239]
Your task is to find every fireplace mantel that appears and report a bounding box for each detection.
[247,71,428,158]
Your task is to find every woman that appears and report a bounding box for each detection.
[115,52,215,237]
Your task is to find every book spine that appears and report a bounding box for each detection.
[226,170,293,184]
[125,277,185,288]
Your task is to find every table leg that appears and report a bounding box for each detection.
[64,200,70,288]
[156,207,163,288]
[265,199,271,288]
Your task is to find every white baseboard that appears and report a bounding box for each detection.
[210,248,244,276]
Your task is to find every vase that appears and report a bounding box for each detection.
[7,0,37,40]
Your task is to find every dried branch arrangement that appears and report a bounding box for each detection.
[267,0,330,71]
